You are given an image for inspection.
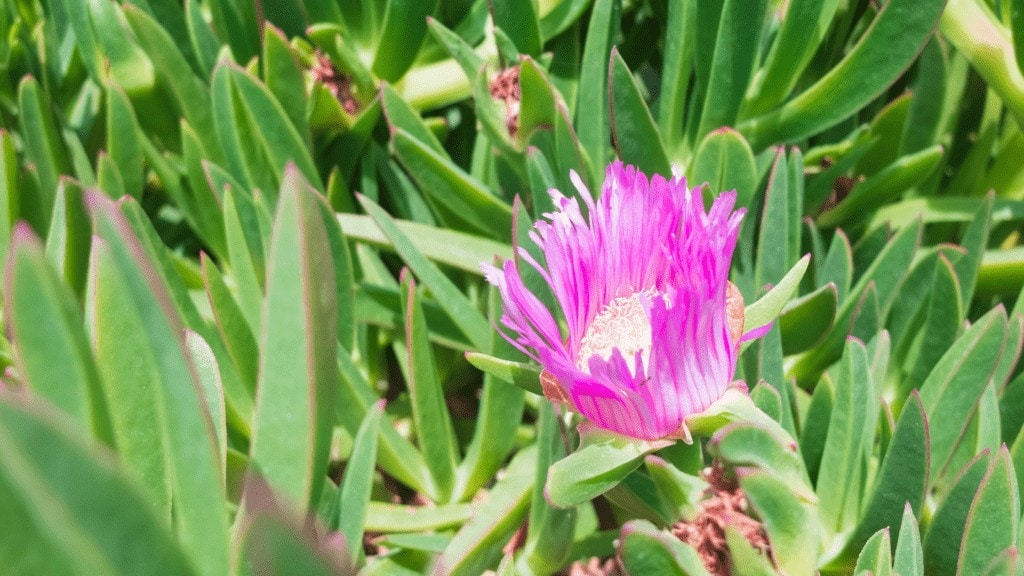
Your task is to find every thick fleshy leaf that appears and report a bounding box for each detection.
[546,426,672,508]
[741,0,945,147]
[577,0,618,175]
[779,283,837,355]
[434,446,536,576]
[893,504,924,576]
[0,398,197,576]
[247,167,337,511]
[957,446,1020,575]
[400,271,459,502]
[618,520,711,576]
[6,226,106,436]
[853,529,892,576]
[335,401,383,566]
[609,48,670,176]
[359,195,491,351]
[89,195,228,576]
[923,452,992,575]
[920,307,1008,480]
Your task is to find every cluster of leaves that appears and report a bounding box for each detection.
[1,0,1024,575]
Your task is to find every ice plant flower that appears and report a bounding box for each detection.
[483,162,765,440]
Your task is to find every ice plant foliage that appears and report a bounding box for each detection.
[485,162,763,440]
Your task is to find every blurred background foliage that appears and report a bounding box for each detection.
[1,0,1024,574]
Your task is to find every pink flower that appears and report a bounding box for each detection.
[483,162,764,440]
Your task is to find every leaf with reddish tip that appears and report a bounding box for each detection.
[957,447,1020,575]
[88,193,228,576]
[893,504,924,576]
[923,451,992,575]
[6,225,106,438]
[247,167,338,512]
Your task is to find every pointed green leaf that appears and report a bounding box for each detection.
[609,47,670,176]
[89,194,228,576]
[958,447,1020,575]
[247,167,337,511]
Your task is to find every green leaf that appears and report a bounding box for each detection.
[738,469,820,576]
[381,83,446,157]
[743,254,811,334]
[105,84,144,200]
[424,17,486,82]
[247,167,337,512]
[455,289,526,501]
[390,128,513,240]
[726,525,776,576]
[609,47,671,176]
[333,215,509,278]
[373,0,439,81]
[817,339,872,535]
[490,0,542,56]
[690,128,757,209]
[229,64,323,190]
[920,307,1008,480]
[262,25,308,140]
[817,145,944,227]
[779,283,837,355]
[791,221,921,385]
[828,391,930,572]
[853,529,892,576]
[6,225,108,439]
[464,352,543,395]
[517,402,575,574]
[434,446,536,576]
[184,331,227,483]
[923,451,992,575]
[0,131,18,266]
[0,398,197,576]
[694,0,767,139]
[708,422,813,500]
[44,179,90,297]
[546,426,672,508]
[745,0,840,114]
[336,401,383,566]
[201,255,259,393]
[400,271,459,502]
[335,347,434,498]
[618,520,711,576]
[123,5,219,161]
[364,501,472,532]
[89,194,228,576]
[742,0,945,148]
[242,486,351,576]
[1013,0,1024,78]
[658,0,695,153]
[17,76,67,229]
[577,0,619,175]
[900,254,964,398]
[958,447,1020,575]
[952,194,994,309]
[893,504,924,576]
[221,187,266,333]
[359,195,492,351]
[644,455,708,521]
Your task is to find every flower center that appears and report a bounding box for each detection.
[576,290,660,374]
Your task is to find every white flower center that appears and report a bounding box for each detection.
[576,290,660,375]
